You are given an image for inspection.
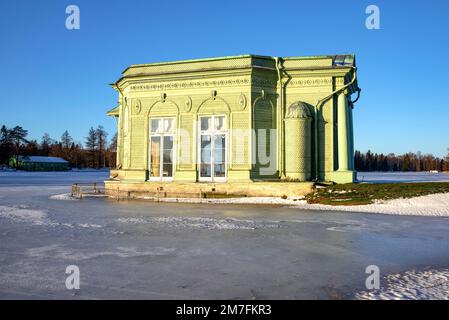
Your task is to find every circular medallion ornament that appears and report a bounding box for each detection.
[184,96,192,112]
[133,99,141,114]
[238,93,247,110]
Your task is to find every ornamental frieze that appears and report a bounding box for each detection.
[288,78,333,87]
[129,78,251,92]
[127,77,338,92]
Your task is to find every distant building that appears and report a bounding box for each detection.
[10,156,69,171]
[106,54,361,197]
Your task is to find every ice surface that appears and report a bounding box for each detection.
[357,171,449,183]
[1,171,449,299]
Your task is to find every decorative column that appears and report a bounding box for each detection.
[284,102,313,181]
[337,92,349,171]
[347,104,354,170]
[117,102,123,168]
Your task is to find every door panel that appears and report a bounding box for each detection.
[150,136,161,178]
[200,135,212,178]
[162,136,173,177]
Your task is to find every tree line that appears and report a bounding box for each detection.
[354,150,449,172]
[0,124,117,169]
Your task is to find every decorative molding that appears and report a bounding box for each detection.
[252,78,277,87]
[196,95,231,113]
[127,77,279,92]
[288,78,333,87]
[147,98,180,115]
[127,77,338,92]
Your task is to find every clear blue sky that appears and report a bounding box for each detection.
[0,0,448,156]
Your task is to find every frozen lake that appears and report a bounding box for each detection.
[1,171,449,299]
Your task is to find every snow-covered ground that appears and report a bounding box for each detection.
[126,193,449,217]
[356,268,449,300]
[291,193,449,217]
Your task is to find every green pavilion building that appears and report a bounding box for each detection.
[105,54,360,198]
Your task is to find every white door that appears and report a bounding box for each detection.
[199,115,227,182]
[149,118,174,181]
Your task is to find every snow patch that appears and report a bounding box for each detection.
[27,244,176,260]
[356,268,449,300]
[135,193,449,216]
[49,193,77,201]
[116,216,281,230]
[133,196,304,205]
[0,205,104,229]
[291,193,449,216]
[0,205,50,225]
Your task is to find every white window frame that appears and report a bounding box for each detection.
[148,117,175,182]
[198,114,228,182]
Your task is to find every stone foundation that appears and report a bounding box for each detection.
[104,179,315,199]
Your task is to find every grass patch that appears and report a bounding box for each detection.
[305,182,449,206]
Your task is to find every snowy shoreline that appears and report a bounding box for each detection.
[161,193,449,217]
[49,192,449,217]
[148,193,449,217]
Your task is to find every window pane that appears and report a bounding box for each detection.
[200,163,211,177]
[151,119,161,133]
[214,164,225,177]
[214,134,225,149]
[201,135,211,162]
[200,117,210,131]
[162,136,173,178]
[150,136,161,177]
[164,119,173,133]
[214,148,225,163]
[163,136,173,150]
[163,149,172,163]
[214,116,226,131]
[162,164,172,177]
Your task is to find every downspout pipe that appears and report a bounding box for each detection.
[313,66,357,181]
[274,57,285,178]
[113,83,125,170]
